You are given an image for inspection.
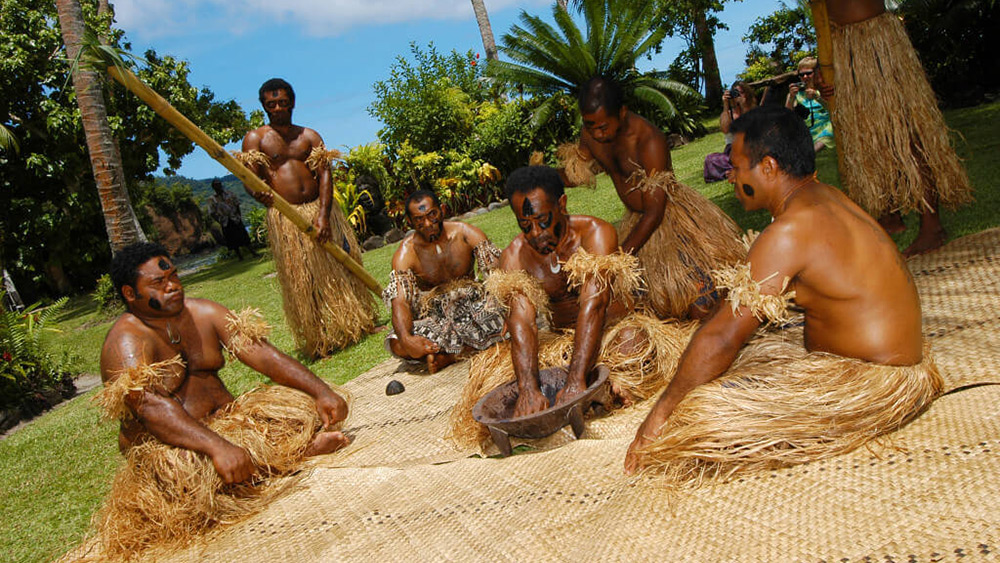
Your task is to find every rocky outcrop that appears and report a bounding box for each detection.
[145,205,216,256]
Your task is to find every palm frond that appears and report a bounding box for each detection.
[0,124,19,154]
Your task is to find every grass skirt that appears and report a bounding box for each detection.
[446,313,697,451]
[636,328,943,485]
[91,386,325,561]
[267,200,375,357]
[831,12,972,216]
[619,171,745,319]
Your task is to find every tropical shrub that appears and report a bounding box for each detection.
[896,0,999,106]
[331,167,373,235]
[92,273,124,317]
[245,206,269,247]
[369,43,489,157]
[0,294,75,415]
[344,143,395,206]
[465,99,535,176]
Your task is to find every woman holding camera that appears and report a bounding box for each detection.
[786,57,834,152]
[703,81,757,183]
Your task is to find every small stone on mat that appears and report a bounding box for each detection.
[386,380,405,396]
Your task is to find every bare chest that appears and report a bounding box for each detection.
[260,130,311,164]
[411,243,475,287]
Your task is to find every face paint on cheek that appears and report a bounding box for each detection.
[553,221,564,240]
[742,184,755,197]
[148,297,162,310]
[158,259,170,271]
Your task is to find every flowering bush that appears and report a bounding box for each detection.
[0,294,75,415]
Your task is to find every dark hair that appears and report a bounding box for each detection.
[578,76,624,115]
[258,78,295,105]
[505,166,564,204]
[731,80,758,106]
[110,242,171,301]
[211,178,222,188]
[405,189,440,214]
[730,105,815,178]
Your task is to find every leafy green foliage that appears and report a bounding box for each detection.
[486,0,701,134]
[245,207,269,247]
[741,0,814,78]
[369,43,488,158]
[0,0,255,299]
[0,295,75,413]
[344,143,396,205]
[896,0,999,107]
[331,167,373,234]
[91,273,123,317]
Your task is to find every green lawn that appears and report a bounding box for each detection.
[2,100,997,563]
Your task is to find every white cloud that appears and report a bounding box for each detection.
[113,0,548,39]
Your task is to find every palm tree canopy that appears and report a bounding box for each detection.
[486,0,700,128]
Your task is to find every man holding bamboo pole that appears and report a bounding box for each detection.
[237,78,376,358]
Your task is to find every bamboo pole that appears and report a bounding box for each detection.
[810,0,846,180]
[105,65,382,295]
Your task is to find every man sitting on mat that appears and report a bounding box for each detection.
[383,189,505,373]
[447,166,697,451]
[91,242,350,558]
[624,106,942,481]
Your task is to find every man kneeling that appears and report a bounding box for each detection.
[384,190,505,373]
[93,242,350,558]
[625,106,942,479]
[448,167,695,451]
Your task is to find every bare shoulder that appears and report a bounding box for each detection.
[574,215,618,255]
[452,221,488,246]
[500,236,527,270]
[185,297,230,321]
[391,235,418,271]
[100,315,155,381]
[300,126,324,146]
[241,126,268,149]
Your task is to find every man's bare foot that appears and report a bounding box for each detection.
[372,324,390,334]
[426,353,456,374]
[903,226,946,257]
[609,380,634,407]
[877,212,906,235]
[304,430,350,457]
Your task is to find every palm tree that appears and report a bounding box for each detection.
[470,0,498,61]
[486,0,699,130]
[54,0,146,253]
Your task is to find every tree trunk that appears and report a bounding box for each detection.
[470,0,498,61]
[54,0,146,254]
[694,8,723,110]
[557,0,568,10]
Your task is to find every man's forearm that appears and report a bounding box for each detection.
[621,212,660,254]
[390,297,416,340]
[567,290,608,385]
[509,305,541,394]
[247,345,335,400]
[645,329,740,427]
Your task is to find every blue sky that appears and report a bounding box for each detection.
[111,0,785,179]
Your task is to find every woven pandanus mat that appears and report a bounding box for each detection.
[322,229,1000,468]
[59,230,1000,562]
[319,357,478,468]
[154,384,1000,562]
[909,228,1000,391]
